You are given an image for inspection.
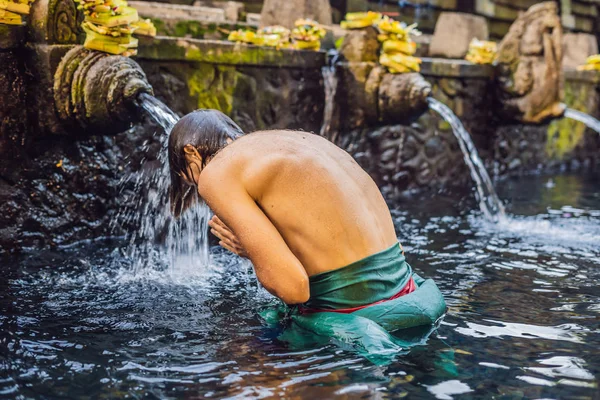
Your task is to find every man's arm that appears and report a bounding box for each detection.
[209,215,248,258]
[199,173,309,305]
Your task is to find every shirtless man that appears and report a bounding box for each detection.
[169,109,445,336]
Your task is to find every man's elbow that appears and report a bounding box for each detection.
[275,276,310,305]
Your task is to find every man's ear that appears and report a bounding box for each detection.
[183,144,198,156]
[183,145,202,162]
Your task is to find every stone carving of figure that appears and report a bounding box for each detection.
[495,1,564,124]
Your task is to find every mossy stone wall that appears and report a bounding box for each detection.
[137,59,325,134]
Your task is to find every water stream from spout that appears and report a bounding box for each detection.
[320,66,338,142]
[115,93,210,274]
[320,52,340,143]
[427,97,505,222]
[563,107,600,135]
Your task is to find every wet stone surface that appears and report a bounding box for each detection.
[0,122,163,254]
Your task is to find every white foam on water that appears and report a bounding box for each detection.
[472,212,600,251]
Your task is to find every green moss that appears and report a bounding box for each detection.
[184,43,287,66]
[149,18,166,35]
[136,37,327,69]
[175,21,207,39]
[546,80,592,159]
[437,120,451,131]
[546,118,585,160]
[187,63,237,115]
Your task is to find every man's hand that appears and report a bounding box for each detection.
[208,215,249,258]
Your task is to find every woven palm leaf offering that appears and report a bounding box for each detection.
[340,11,381,29]
[132,18,156,37]
[228,29,262,45]
[75,0,140,56]
[257,25,291,48]
[0,0,34,25]
[291,19,326,51]
[465,39,497,64]
[376,16,421,73]
[228,26,290,48]
[577,55,600,71]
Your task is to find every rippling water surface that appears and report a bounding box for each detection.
[1,173,599,399]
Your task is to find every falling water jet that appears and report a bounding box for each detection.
[562,106,600,135]
[320,51,340,142]
[116,93,211,274]
[427,97,505,222]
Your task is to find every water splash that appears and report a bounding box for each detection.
[115,93,211,274]
[427,97,505,222]
[563,107,600,135]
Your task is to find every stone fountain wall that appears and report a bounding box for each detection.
[134,37,326,133]
[494,70,600,175]
[0,5,326,252]
[2,0,600,253]
[335,59,496,199]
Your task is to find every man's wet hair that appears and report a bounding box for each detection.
[168,109,244,217]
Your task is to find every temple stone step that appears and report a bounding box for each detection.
[128,1,227,23]
[192,1,244,22]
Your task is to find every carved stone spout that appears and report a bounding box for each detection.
[54,46,153,135]
[333,63,432,136]
[378,72,432,125]
[495,1,565,124]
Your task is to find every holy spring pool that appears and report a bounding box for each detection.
[1,170,599,398]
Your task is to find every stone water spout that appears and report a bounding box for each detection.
[326,26,433,137]
[54,46,154,135]
[377,72,431,124]
[495,1,565,124]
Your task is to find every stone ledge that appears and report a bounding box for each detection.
[148,17,257,40]
[420,58,495,79]
[136,36,327,68]
[564,69,600,84]
[129,1,226,22]
[0,23,25,50]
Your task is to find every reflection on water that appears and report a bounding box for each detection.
[1,173,599,398]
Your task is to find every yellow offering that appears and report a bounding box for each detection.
[577,55,600,71]
[257,25,291,48]
[377,17,420,41]
[465,39,497,64]
[340,11,382,29]
[380,53,422,74]
[228,29,262,45]
[375,16,422,73]
[75,0,140,56]
[0,0,33,25]
[291,19,325,51]
[227,20,323,51]
[132,18,156,37]
[0,8,21,25]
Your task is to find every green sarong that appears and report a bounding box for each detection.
[260,244,447,363]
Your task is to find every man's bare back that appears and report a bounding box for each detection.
[169,111,445,339]
[198,130,398,302]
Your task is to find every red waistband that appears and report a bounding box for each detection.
[298,276,416,315]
